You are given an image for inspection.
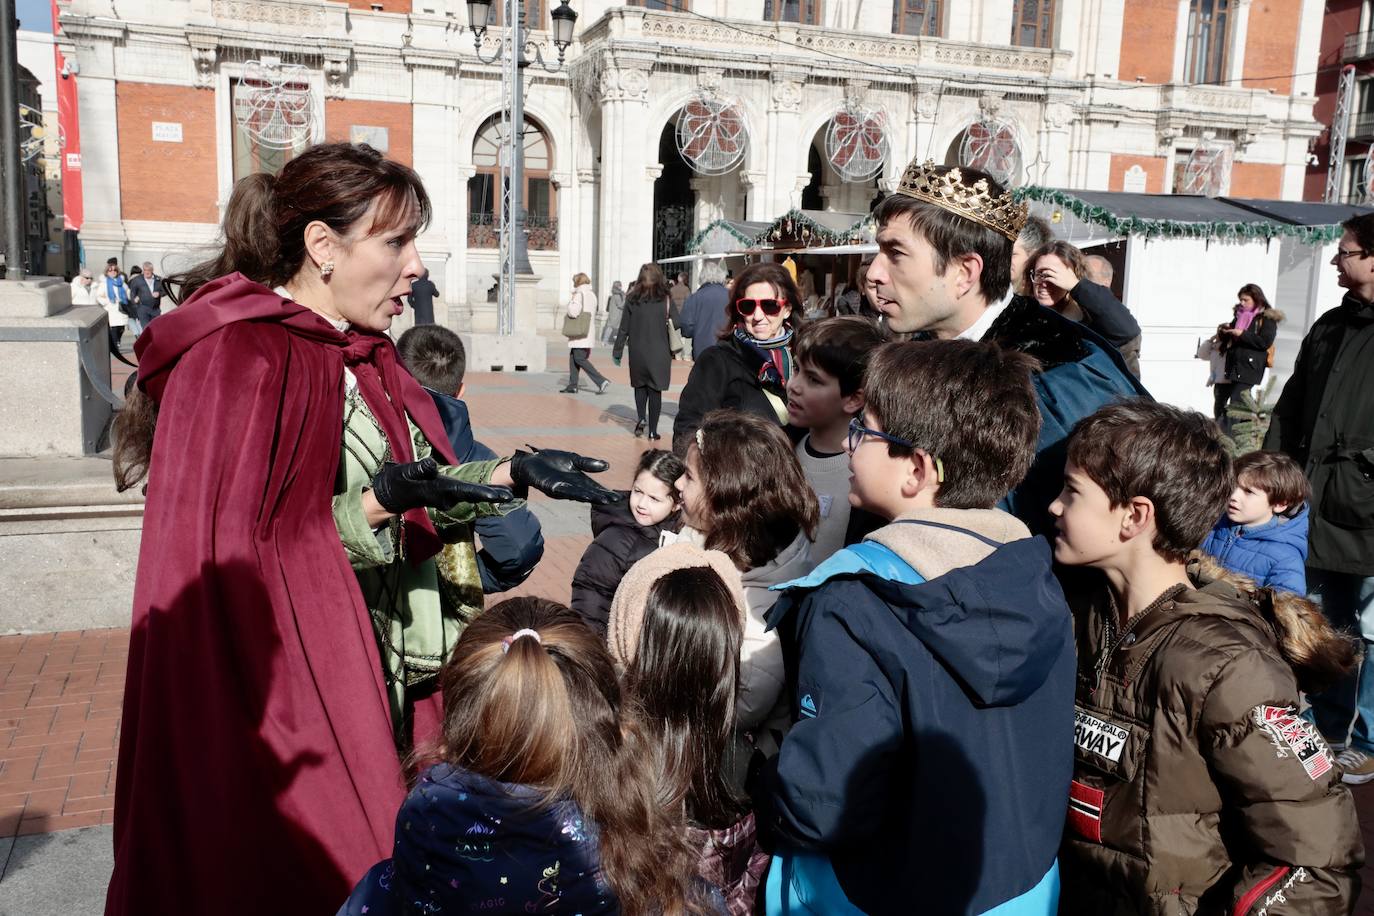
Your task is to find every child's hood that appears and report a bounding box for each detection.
[834,509,1072,707]
[588,493,678,539]
[1238,503,1310,548]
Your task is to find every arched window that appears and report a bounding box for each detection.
[763,0,820,25]
[468,115,556,249]
[892,0,941,36]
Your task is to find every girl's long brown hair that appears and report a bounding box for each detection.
[439,597,706,915]
[111,143,431,492]
[622,567,746,831]
[626,262,670,304]
[691,409,819,570]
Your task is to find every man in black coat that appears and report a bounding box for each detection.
[127,262,164,329]
[407,269,438,325]
[1264,211,1374,785]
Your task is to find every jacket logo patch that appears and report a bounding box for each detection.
[1253,705,1332,781]
[1074,708,1129,763]
[1067,779,1103,843]
[799,694,817,718]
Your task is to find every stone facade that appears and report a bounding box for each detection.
[56,0,1323,329]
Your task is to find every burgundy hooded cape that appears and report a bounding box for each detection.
[105,274,459,915]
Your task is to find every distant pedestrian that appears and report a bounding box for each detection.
[677,261,729,360]
[1213,283,1280,432]
[613,263,680,441]
[562,272,610,395]
[127,261,165,330]
[668,272,690,359]
[601,280,625,345]
[407,268,438,325]
[1027,241,1142,376]
[97,263,132,337]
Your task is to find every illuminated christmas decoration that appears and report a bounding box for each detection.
[959,118,1023,187]
[676,94,748,176]
[232,58,314,151]
[824,105,888,182]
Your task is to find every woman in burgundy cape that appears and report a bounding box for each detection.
[105,144,614,915]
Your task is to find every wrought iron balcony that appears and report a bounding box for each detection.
[1343,30,1374,63]
[467,213,559,250]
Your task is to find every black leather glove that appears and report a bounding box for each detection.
[369,457,513,514]
[508,446,619,505]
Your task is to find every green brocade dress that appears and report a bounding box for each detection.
[330,382,518,736]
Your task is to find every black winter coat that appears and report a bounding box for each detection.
[1064,281,1143,377]
[1221,307,1281,387]
[570,496,679,635]
[673,334,788,455]
[1265,292,1374,575]
[613,293,680,390]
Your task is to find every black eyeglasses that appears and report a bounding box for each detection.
[735,297,785,318]
[1334,248,1367,262]
[847,417,947,482]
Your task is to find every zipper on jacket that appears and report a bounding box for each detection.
[1093,584,1189,694]
[1231,865,1291,916]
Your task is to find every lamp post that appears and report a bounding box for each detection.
[467,0,576,335]
[0,0,24,279]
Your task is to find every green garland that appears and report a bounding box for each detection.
[1013,186,1345,245]
[686,219,758,254]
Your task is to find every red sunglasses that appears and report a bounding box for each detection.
[735,297,786,318]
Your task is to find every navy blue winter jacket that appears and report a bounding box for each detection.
[426,389,545,593]
[753,514,1076,916]
[339,763,617,915]
[1201,503,1309,595]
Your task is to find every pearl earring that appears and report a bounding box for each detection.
[320,260,335,279]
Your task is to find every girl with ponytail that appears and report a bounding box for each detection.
[105,144,618,916]
[342,597,713,916]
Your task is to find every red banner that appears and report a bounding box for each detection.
[52,0,82,231]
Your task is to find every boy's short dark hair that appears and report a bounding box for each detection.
[396,325,466,395]
[873,165,1014,302]
[1067,400,1233,562]
[791,315,886,396]
[1234,450,1310,517]
[863,340,1041,509]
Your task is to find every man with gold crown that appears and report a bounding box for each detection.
[866,158,1147,533]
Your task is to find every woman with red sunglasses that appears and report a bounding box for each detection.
[672,261,803,455]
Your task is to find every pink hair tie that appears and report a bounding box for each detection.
[502,628,542,653]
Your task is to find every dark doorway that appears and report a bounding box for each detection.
[653,121,696,263]
[802,144,825,210]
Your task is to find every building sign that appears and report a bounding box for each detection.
[350,125,389,153]
[152,121,184,143]
[52,0,83,230]
[1123,164,1147,193]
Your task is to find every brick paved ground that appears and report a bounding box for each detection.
[14,342,1374,914]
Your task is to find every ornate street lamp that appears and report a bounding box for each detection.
[467,0,577,336]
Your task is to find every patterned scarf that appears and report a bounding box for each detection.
[733,326,794,389]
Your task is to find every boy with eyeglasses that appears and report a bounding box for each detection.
[751,339,1076,916]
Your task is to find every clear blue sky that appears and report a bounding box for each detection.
[18,0,53,33]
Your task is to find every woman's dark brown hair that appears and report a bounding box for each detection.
[1025,240,1087,301]
[627,262,670,304]
[622,566,746,831]
[718,261,804,340]
[112,143,431,492]
[690,409,819,570]
[1235,283,1272,313]
[440,597,706,915]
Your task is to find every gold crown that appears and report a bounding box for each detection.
[894,159,1028,242]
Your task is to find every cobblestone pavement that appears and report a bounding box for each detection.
[9,342,1374,914]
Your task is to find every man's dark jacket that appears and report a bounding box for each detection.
[1264,292,1374,575]
[678,281,730,360]
[425,389,544,592]
[992,298,1149,535]
[128,273,164,324]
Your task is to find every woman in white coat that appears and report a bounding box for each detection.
[88,266,129,350]
[561,271,611,394]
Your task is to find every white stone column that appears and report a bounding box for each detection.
[766,71,805,218]
[740,171,768,221]
[576,168,599,292]
[1036,97,1075,187]
[1226,0,1252,86]
[596,64,653,296]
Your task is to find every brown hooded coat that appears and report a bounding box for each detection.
[1058,555,1363,915]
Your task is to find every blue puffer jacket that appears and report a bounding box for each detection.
[1201,503,1309,595]
[339,763,618,916]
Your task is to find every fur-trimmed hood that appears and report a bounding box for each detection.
[1187,551,1357,694]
